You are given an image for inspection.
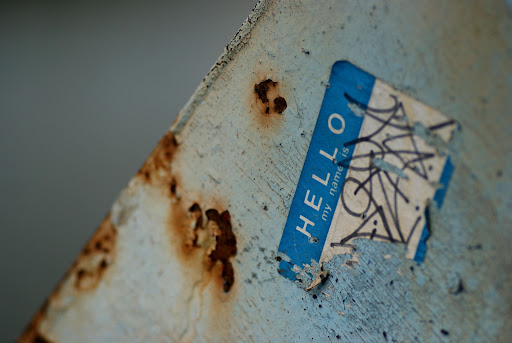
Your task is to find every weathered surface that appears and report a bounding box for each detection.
[19,0,512,342]
[18,214,117,343]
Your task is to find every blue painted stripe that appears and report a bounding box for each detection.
[413,157,454,263]
[278,61,375,279]
[433,156,454,209]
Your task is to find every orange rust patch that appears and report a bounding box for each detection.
[17,214,117,342]
[205,209,237,292]
[138,126,238,293]
[32,333,53,343]
[19,128,238,340]
[254,79,276,104]
[188,203,204,246]
[169,201,205,258]
[73,215,117,291]
[254,79,287,115]
[169,177,178,198]
[17,300,53,343]
[167,196,238,293]
[137,131,178,184]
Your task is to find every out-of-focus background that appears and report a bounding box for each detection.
[0,0,257,340]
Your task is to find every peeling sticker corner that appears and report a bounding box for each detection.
[288,259,329,292]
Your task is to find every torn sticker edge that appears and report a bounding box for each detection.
[413,156,454,263]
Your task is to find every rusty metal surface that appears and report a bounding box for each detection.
[19,0,512,342]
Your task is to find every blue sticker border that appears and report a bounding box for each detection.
[278,61,376,278]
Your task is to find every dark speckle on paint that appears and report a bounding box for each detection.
[453,279,465,295]
[468,244,483,250]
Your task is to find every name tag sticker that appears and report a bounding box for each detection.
[278,61,456,281]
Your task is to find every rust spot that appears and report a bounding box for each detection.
[253,79,287,115]
[254,79,276,103]
[17,300,51,343]
[140,132,238,293]
[168,199,204,260]
[205,209,237,292]
[188,203,203,244]
[18,214,117,342]
[170,178,178,197]
[137,131,178,184]
[167,193,238,293]
[19,127,239,339]
[32,333,53,343]
[73,214,117,291]
[274,96,287,114]
[18,132,179,341]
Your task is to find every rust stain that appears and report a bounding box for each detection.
[17,214,117,342]
[134,130,239,294]
[17,300,53,343]
[205,209,237,292]
[169,201,204,258]
[32,333,54,343]
[254,79,276,104]
[163,175,238,338]
[188,203,204,247]
[18,129,238,340]
[73,215,117,291]
[253,79,287,115]
[273,96,288,114]
[135,130,239,293]
[167,198,238,294]
[137,131,178,185]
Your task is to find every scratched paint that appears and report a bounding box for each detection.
[19,1,512,342]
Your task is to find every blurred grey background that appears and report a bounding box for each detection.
[0,0,257,341]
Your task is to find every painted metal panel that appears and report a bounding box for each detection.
[19,0,512,342]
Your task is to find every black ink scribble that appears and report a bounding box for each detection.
[331,93,455,249]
